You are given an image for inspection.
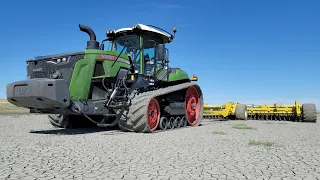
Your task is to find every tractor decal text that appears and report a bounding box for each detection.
[98,55,130,65]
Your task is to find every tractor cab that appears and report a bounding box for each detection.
[103,24,176,78]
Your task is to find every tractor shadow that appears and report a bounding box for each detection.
[29,126,125,135]
[29,119,223,135]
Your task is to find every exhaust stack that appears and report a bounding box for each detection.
[79,24,99,49]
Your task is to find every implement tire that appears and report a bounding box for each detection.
[235,104,248,120]
[302,103,317,123]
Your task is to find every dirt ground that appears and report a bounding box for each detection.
[1,114,320,180]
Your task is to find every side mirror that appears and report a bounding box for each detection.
[157,44,166,62]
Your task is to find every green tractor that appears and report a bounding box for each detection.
[6,23,203,133]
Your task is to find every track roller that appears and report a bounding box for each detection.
[173,117,181,128]
[167,117,175,129]
[180,116,187,127]
[159,117,168,130]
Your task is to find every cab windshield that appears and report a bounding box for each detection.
[106,34,164,76]
[108,34,141,63]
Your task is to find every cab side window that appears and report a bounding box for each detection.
[143,47,155,76]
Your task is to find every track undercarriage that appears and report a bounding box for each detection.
[117,82,203,133]
[46,81,203,133]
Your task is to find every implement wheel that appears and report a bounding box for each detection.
[302,103,317,123]
[235,104,248,120]
[185,86,203,126]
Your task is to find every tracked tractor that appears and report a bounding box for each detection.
[6,24,203,133]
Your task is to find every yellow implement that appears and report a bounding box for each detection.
[246,100,317,122]
[203,102,248,120]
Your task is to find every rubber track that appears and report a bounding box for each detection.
[118,82,202,133]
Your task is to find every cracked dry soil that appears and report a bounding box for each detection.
[1,115,320,180]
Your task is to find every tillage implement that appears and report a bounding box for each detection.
[246,101,317,122]
[6,24,203,132]
[203,102,248,120]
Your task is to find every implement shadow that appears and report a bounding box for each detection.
[29,126,125,135]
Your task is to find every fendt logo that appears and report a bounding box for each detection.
[99,55,117,60]
[98,55,130,65]
[33,68,43,72]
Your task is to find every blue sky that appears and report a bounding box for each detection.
[0,0,319,107]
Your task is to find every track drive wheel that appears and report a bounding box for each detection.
[235,104,248,120]
[185,86,203,126]
[147,98,161,131]
[118,97,161,133]
[302,103,317,123]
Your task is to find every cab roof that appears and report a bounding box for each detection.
[107,24,174,44]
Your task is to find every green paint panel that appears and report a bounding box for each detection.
[69,49,130,100]
[156,68,190,82]
[168,68,189,81]
[69,54,95,100]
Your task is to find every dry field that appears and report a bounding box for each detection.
[0,112,320,179]
[0,99,29,115]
